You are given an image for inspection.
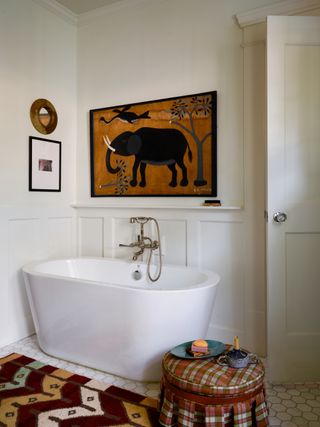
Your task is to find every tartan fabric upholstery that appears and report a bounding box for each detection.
[161,352,265,396]
[159,352,269,427]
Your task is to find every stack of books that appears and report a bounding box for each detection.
[202,199,221,207]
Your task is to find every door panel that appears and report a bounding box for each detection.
[286,233,320,334]
[285,45,320,204]
[267,16,320,382]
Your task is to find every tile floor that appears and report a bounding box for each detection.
[0,335,319,426]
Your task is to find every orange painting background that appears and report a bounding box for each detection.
[90,92,216,196]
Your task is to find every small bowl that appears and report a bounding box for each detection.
[217,350,257,368]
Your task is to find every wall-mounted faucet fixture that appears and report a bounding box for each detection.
[119,217,162,282]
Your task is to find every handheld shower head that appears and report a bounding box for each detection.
[130,217,150,224]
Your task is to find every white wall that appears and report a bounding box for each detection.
[75,0,270,354]
[0,0,77,346]
[77,0,245,205]
[0,0,274,354]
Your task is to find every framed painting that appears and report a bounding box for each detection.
[29,136,61,192]
[89,90,217,197]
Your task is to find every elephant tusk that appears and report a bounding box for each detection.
[103,135,116,152]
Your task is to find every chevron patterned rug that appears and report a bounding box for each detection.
[0,353,160,426]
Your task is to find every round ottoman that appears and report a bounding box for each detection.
[158,350,268,427]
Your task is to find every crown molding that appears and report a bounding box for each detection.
[77,0,154,26]
[235,0,320,28]
[32,0,158,27]
[32,0,78,25]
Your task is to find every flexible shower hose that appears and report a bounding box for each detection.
[146,217,162,282]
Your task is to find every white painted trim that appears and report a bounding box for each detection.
[33,0,156,26]
[32,0,78,25]
[77,0,155,26]
[235,0,320,28]
[71,204,242,210]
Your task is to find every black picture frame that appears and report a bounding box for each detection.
[90,90,217,197]
[29,136,61,192]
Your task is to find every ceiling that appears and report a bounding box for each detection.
[55,0,123,15]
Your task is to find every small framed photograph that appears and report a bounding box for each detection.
[29,136,61,192]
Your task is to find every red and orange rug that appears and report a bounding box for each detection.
[0,353,160,426]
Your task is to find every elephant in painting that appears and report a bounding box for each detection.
[104,127,192,187]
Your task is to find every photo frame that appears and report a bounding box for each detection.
[90,91,217,197]
[29,136,61,192]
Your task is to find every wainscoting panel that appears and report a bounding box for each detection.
[47,217,74,259]
[151,219,187,266]
[110,216,137,259]
[8,218,41,342]
[199,219,245,343]
[78,216,104,257]
[80,212,189,266]
[0,206,76,348]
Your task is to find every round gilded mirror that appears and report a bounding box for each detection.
[30,99,58,134]
[38,107,51,126]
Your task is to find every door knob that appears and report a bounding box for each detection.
[273,212,287,223]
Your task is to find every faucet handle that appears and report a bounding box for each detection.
[119,242,135,248]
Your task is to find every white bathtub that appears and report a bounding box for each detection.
[22,257,220,381]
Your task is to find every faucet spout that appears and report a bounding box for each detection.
[132,249,144,261]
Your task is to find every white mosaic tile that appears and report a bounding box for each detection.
[282,422,299,427]
[291,417,308,426]
[266,382,320,426]
[277,412,292,421]
[287,407,303,417]
[1,334,320,426]
[0,335,156,397]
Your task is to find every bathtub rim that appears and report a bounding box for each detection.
[22,256,220,293]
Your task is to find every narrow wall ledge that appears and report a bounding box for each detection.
[71,203,242,211]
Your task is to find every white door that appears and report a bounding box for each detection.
[267,15,320,383]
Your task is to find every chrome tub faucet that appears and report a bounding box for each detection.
[119,217,159,261]
[119,217,162,281]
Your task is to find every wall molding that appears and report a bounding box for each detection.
[32,0,77,25]
[33,0,320,29]
[235,0,320,28]
[0,206,76,348]
[71,203,242,211]
[77,0,155,26]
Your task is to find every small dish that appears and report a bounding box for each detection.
[170,340,226,359]
[217,350,258,368]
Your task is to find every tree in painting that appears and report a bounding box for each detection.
[99,158,130,195]
[169,95,212,186]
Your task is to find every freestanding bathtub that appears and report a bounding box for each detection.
[22,257,220,381]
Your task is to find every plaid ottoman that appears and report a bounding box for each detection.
[158,350,268,427]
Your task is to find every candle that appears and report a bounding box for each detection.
[234,336,240,350]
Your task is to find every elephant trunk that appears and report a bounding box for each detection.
[104,135,121,174]
[105,148,121,174]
